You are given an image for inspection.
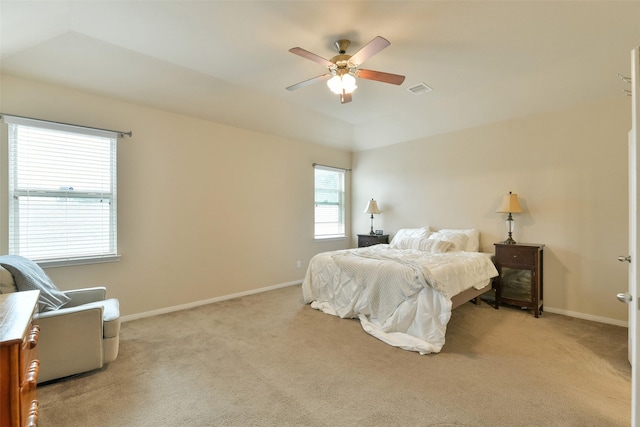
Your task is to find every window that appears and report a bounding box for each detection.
[4,116,118,265]
[314,165,346,239]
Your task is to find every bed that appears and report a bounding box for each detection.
[302,227,499,354]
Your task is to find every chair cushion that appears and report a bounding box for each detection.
[78,298,121,338]
[0,266,17,294]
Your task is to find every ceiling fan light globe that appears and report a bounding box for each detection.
[342,74,357,94]
[327,75,343,94]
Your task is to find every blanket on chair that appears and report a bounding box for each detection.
[0,255,70,311]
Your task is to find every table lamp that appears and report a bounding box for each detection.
[363,199,380,235]
[496,192,524,244]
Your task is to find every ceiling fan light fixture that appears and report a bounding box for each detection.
[288,36,403,104]
[327,74,357,95]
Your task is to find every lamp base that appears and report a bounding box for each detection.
[503,219,516,244]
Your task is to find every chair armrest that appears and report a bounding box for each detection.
[34,304,105,383]
[36,302,104,321]
[62,286,107,307]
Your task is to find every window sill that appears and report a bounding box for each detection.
[314,236,347,242]
[36,255,121,269]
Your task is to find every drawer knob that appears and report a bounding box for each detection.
[27,324,40,349]
[26,400,39,427]
[21,360,40,391]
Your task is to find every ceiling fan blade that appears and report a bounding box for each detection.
[357,69,406,85]
[349,36,390,66]
[340,92,352,104]
[286,74,331,91]
[289,47,333,67]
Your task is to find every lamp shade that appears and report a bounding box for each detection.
[364,199,380,214]
[496,192,524,213]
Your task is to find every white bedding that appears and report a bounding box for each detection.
[301,244,498,354]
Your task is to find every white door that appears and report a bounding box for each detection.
[618,46,640,426]
[626,128,636,366]
[629,46,639,426]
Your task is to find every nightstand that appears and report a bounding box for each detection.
[494,243,545,317]
[357,234,389,247]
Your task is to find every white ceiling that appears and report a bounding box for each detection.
[1,1,639,151]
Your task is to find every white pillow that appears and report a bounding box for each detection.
[428,230,469,252]
[438,229,480,252]
[390,227,431,249]
[417,239,454,254]
[0,266,17,294]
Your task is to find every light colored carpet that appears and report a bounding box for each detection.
[38,284,630,426]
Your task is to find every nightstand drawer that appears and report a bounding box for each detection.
[495,246,537,266]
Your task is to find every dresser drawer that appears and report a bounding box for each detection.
[21,324,39,377]
[20,365,39,425]
[495,245,537,266]
[21,324,40,426]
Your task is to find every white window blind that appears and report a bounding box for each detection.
[314,165,346,239]
[5,115,118,264]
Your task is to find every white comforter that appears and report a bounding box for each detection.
[302,245,498,354]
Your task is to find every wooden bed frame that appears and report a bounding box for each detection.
[450,279,498,310]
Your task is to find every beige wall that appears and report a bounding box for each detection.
[1,74,631,325]
[0,75,352,317]
[352,95,631,324]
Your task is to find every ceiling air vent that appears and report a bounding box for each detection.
[407,82,432,95]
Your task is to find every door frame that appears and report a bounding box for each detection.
[631,46,639,426]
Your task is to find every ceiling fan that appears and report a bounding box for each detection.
[286,36,406,104]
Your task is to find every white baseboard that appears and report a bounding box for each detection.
[120,282,629,329]
[544,306,628,328]
[120,280,302,323]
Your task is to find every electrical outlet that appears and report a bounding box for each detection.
[296,260,301,269]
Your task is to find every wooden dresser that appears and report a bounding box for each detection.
[0,290,40,427]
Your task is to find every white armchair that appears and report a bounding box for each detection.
[0,265,120,383]
[35,286,120,383]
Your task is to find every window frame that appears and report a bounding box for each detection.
[4,115,120,267]
[314,164,347,240]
